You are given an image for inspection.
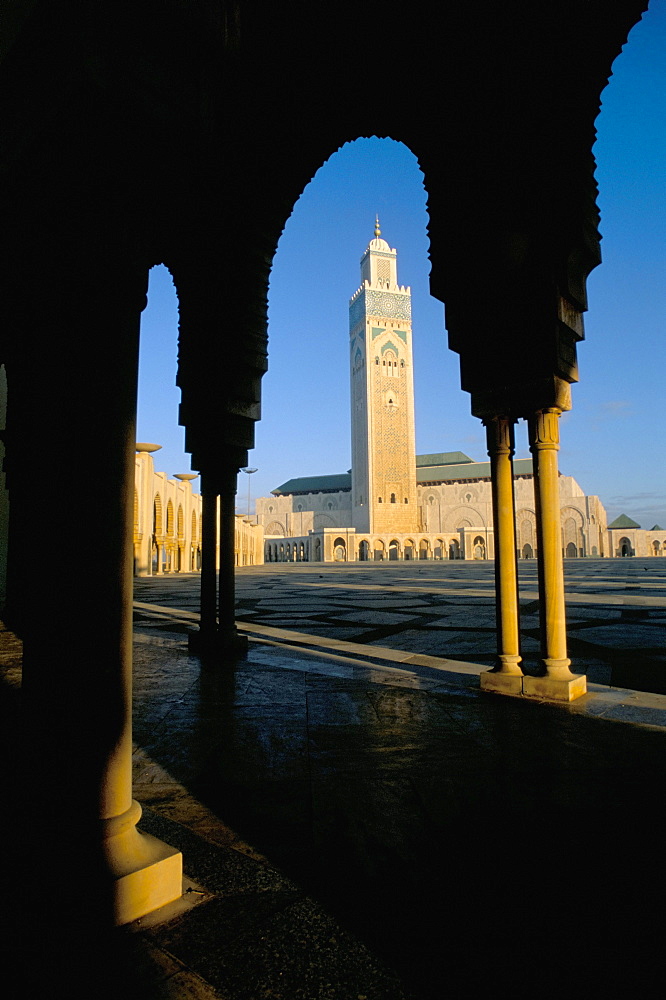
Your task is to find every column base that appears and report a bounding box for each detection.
[480,670,524,696]
[522,672,587,702]
[218,627,249,654]
[188,626,248,658]
[103,802,183,926]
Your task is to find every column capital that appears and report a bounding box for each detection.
[528,407,561,451]
[484,414,515,459]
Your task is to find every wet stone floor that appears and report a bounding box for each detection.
[125,560,666,998]
[134,557,666,692]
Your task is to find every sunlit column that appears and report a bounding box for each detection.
[525,408,586,701]
[481,415,523,695]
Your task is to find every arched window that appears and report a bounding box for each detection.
[390,493,396,503]
[153,494,163,536]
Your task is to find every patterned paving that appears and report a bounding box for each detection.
[134,558,666,693]
[123,560,666,997]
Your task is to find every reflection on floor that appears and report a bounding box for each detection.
[2,561,664,998]
[127,561,666,998]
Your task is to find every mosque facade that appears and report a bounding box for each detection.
[255,227,665,563]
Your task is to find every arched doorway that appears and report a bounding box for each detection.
[389,539,400,561]
[473,536,486,560]
[333,537,346,561]
[359,539,370,561]
[449,539,460,560]
[619,537,632,557]
[373,539,385,561]
[419,539,429,560]
[565,541,577,558]
[522,543,533,559]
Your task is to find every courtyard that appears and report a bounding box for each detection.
[117,558,666,998]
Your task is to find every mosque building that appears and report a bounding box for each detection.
[255,224,664,563]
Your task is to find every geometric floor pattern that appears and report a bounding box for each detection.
[2,560,664,998]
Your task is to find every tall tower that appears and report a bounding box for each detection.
[349,220,418,533]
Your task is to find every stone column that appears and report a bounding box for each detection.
[189,468,247,657]
[525,408,586,700]
[217,470,247,652]
[481,415,524,694]
[199,474,219,638]
[10,261,182,928]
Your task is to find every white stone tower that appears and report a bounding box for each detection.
[349,219,419,533]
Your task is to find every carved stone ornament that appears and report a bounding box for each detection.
[484,415,515,457]
[528,408,561,450]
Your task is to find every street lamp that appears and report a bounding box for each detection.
[241,467,258,519]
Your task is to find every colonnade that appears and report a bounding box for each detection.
[265,533,486,563]
[480,409,586,701]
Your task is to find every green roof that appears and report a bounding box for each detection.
[650,524,663,531]
[416,451,474,467]
[418,458,533,483]
[272,473,351,496]
[608,513,641,529]
[272,457,536,494]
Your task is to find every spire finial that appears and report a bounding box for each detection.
[374,215,381,238]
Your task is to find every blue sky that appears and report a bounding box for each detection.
[137,2,665,528]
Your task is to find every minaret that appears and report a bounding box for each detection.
[349,219,418,533]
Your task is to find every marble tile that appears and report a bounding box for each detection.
[329,610,421,625]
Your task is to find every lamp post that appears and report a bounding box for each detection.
[241,467,258,519]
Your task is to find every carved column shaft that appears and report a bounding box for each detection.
[478,416,523,695]
[526,408,585,702]
[485,416,523,676]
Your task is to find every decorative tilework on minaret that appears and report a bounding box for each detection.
[349,222,419,533]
